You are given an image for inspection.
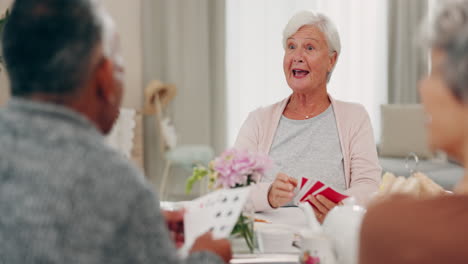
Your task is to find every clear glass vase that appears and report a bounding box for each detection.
[230,198,258,253]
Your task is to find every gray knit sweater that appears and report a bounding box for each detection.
[0,98,222,264]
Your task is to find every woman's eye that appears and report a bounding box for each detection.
[288,44,295,49]
[307,45,314,51]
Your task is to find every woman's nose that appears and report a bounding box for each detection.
[293,50,304,63]
[293,57,304,63]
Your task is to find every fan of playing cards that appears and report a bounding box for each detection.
[294,177,349,206]
[180,187,252,257]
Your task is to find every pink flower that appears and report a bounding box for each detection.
[212,148,272,188]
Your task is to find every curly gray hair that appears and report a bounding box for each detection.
[427,0,468,102]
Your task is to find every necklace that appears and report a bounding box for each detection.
[289,108,317,119]
[287,102,329,119]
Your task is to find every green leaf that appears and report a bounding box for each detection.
[231,213,255,252]
[185,166,208,194]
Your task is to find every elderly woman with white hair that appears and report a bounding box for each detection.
[235,10,381,221]
[359,1,468,263]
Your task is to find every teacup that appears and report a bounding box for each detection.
[256,224,297,253]
[299,230,336,264]
[322,205,366,264]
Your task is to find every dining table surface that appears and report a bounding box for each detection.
[231,206,308,264]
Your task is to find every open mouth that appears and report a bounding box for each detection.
[292,69,310,78]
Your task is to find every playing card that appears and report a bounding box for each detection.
[294,178,349,206]
[294,177,315,205]
[297,180,325,204]
[300,177,309,189]
[313,186,349,204]
[180,187,251,257]
[294,178,309,205]
[302,184,349,210]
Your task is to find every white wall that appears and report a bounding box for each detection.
[0,0,143,109]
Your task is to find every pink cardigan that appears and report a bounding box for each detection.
[234,95,382,211]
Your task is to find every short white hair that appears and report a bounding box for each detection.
[425,0,468,102]
[92,1,119,62]
[283,10,341,82]
[92,1,124,81]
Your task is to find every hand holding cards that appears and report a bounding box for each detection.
[268,173,298,208]
[294,177,349,205]
[160,202,186,248]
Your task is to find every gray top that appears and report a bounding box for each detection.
[0,98,222,264]
[268,105,346,192]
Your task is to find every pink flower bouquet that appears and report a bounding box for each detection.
[186,148,272,252]
[186,148,272,192]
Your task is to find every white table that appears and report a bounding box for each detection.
[231,254,299,264]
[256,207,308,229]
[231,207,308,264]
[161,201,310,263]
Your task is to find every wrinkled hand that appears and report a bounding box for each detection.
[268,173,298,208]
[306,195,342,223]
[190,232,232,263]
[162,209,185,248]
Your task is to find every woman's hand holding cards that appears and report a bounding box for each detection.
[268,173,298,208]
[306,194,343,223]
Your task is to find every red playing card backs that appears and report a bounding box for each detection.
[296,177,348,205]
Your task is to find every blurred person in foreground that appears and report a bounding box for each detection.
[234,10,381,221]
[360,1,468,263]
[0,0,231,263]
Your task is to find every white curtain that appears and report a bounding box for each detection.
[142,0,226,192]
[387,0,428,104]
[226,0,388,145]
